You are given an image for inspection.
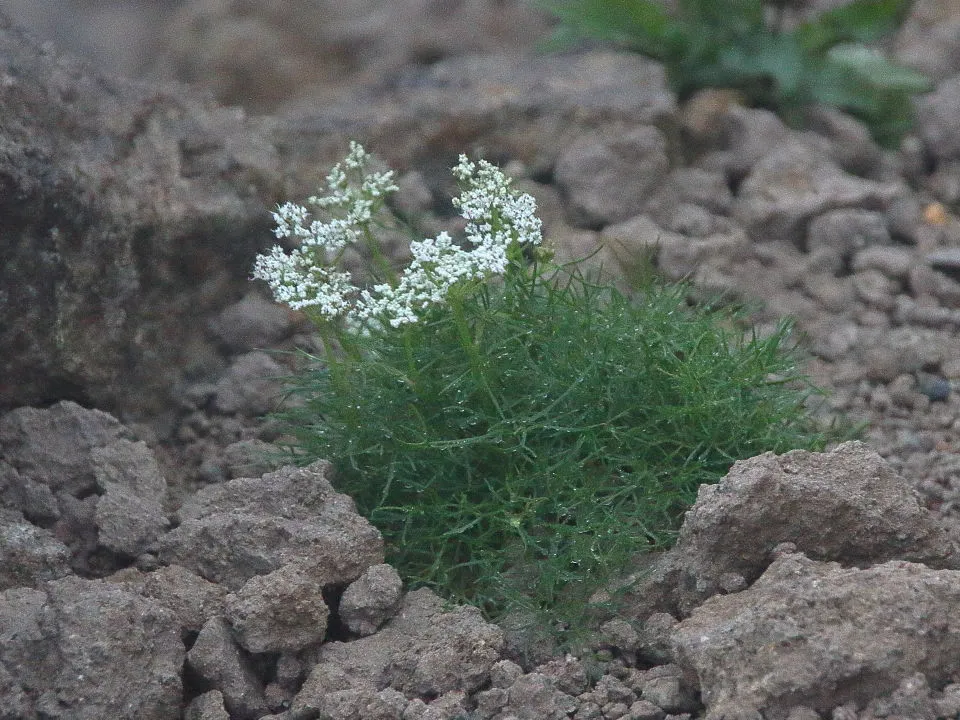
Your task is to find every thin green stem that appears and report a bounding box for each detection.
[400,328,432,435]
[449,295,502,417]
[316,325,362,432]
[361,223,398,285]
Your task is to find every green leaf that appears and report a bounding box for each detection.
[535,0,675,57]
[867,94,922,148]
[806,60,871,108]
[826,43,933,93]
[808,53,925,148]
[731,34,808,99]
[533,0,926,148]
[677,0,764,38]
[797,0,911,53]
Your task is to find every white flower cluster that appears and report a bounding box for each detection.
[309,141,399,226]
[253,143,543,328]
[253,141,395,313]
[253,245,356,315]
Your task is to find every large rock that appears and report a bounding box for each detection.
[0,401,130,499]
[187,616,268,720]
[0,401,173,573]
[0,507,71,590]
[672,552,960,720]
[805,209,891,260]
[184,690,231,720]
[734,141,904,245]
[693,103,792,180]
[154,0,553,113]
[292,587,504,715]
[622,442,955,618]
[207,292,295,354]
[0,13,280,417]
[107,564,228,635]
[339,562,403,637]
[224,558,331,654]
[502,672,579,720]
[211,351,285,417]
[157,461,384,590]
[316,49,678,179]
[555,126,671,229]
[0,576,184,719]
[91,438,169,557]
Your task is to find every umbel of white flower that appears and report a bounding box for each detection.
[252,141,543,328]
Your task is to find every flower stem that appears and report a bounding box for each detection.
[449,295,501,417]
[317,325,362,432]
[361,224,398,286]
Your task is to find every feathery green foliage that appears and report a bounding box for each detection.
[257,144,844,646]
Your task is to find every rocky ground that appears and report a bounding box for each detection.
[6,1,960,718]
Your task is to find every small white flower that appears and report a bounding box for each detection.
[312,141,398,225]
[252,143,543,329]
[452,155,542,253]
[252,245,356,318]
[271,202,310,240]
[343,140,369,169]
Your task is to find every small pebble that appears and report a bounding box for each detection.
[918,373,951,402]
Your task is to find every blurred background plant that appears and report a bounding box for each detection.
[537,0,932,147]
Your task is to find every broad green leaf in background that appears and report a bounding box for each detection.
[536,0,673,56]
[797,0,912,53]
[677,0,765,38]
[827,43,933,93]
[536,0,931,147]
